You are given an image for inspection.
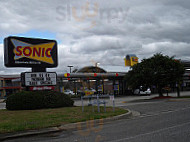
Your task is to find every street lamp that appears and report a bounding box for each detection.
[67,65,73,73]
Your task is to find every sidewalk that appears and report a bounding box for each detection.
[74,94,159,107]
[74,91,190,107]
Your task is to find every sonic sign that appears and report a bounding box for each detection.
[4,36,58,68]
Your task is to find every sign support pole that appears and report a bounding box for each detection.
[32,67,46,72]
[97,94,100,113]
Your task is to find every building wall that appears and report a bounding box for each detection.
[0,78,21,98]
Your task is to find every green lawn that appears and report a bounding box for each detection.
[0,106,127,134]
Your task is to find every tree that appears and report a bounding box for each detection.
[124,53,185,97]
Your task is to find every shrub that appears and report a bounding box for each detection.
[6,91,74,110]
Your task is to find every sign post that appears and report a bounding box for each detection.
[4,36,58,91]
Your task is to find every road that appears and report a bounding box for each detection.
[4,95,190,142]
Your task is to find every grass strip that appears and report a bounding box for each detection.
[0,106,127,134]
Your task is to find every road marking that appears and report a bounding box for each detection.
[107,121,190,142]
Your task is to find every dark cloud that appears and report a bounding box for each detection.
[0,0,190,74]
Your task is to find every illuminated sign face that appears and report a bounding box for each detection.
[132,57,138,62]
[125,54,138,66]
[4,36,58,68]
[21,72,57,87]
[131,57,138,66]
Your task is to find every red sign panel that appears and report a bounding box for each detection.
[29,86,55,91]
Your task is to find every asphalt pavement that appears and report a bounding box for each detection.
[3,91,190,142]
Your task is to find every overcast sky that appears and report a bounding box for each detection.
[0,0,190,74]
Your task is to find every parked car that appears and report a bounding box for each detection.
[78,88,96,96]
[64,90,75,96]
[134,86,151,95]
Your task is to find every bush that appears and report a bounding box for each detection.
[6,91,74,110]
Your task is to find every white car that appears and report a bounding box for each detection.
[134,87,151,95]
[64,90,75,95]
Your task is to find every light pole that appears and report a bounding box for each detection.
[67,65,73,73]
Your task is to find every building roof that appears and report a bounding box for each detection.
[99,65,130,73]
[0,75,20,79]
[77,66,107,73]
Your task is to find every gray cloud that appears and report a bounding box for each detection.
[0,0,190,74]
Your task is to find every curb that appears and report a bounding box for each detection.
[0,127,61,141]
[59,109,132,131]
[0,109,132,141]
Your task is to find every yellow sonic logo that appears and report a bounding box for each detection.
[11,39,55,64]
